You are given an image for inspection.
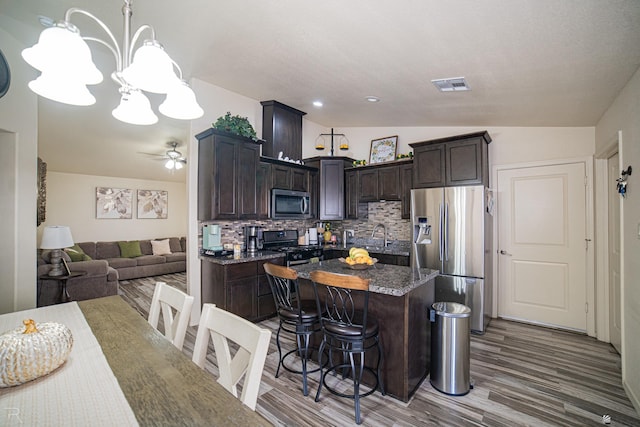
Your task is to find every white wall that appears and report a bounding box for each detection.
[595,66,640,413]
[0,24,39,313]
[304,126,595,175]
[40,172,187,244]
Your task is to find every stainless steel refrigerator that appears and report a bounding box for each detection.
[411,185,492,333]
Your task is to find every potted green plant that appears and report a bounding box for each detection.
[213,112,257,139]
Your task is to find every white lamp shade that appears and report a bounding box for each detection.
[28,72,96,106]
[121,41,180,94]
[165,159,176,169]
[159,81,204,120]
[174,160,184,170]
[112,89,158,125]
[40,226,74,249]
[22,25,103,85]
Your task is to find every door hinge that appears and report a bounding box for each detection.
[585,238,592,249]
[584,176,588,186]
[585,302,589,313]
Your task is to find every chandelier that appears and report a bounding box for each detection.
[21,0,203,126]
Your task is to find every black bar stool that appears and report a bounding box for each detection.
[264,263,323,396]
[309,270,385,425]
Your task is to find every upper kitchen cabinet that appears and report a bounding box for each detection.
[410,131,491,188]
[197,128,261,220]
[261,100,306,161]
[304,157,354,220]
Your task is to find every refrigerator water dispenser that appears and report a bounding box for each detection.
[414,217,432,245]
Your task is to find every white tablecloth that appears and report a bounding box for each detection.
[0,302,139,426]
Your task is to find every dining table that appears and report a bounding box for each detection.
[0,295,271,426]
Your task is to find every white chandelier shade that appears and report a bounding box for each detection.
[22,24,103,85]
[159,81,204,120]
[112,88,158,125]
[28,72,96,106]
[21,1,204,125]
[120,40,181,94]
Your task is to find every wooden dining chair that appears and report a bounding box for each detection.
[147,281,194,350]
[192,303,272,411]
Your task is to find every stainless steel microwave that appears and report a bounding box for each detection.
[271,189,312,219]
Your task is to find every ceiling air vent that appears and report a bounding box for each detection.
[431,77,470,92]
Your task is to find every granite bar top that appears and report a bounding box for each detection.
[200,251,285,265]
[290,258,439,297]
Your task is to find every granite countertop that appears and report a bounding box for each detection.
[290,258,438,297]
[199,251,285,265]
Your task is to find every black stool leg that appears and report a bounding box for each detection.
[297,332,311,396]
[377,336,385,395]
[275,323,284,378]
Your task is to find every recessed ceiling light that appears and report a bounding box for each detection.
[431,77,470,92]
[365,96,380,102]
[313,100,323,107]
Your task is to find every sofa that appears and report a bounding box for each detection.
[38,237,186,306]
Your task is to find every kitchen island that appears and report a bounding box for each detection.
[290,259,439,402]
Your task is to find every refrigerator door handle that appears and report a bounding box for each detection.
[438,203,444,261]
[444,202,449,261]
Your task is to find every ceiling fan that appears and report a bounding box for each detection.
[141,142,187,170]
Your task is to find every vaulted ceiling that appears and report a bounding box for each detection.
[2,0,640,182]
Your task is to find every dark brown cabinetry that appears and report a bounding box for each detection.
[345,159,412,219]
[304,157,354,220]
[400,163,413,219]
[256,162,271,219]
[261,100,306,160]
[345,169,358,219]
[410,131,491,188]
[201,257,285,322]
[197,128,261,220]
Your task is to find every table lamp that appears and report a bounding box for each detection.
[40,225,74,276]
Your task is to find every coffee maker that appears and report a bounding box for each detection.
[243,226,264,254]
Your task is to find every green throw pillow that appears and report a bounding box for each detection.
[65,244,92,262]
[118,240,142,258]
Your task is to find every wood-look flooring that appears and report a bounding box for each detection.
[118,273,640,426]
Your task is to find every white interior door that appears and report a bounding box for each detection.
[608,152,622,353]
[497,162,587,331]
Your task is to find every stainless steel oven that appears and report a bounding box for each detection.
[262,229,323,266]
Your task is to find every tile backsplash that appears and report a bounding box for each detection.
[199,201,410,246]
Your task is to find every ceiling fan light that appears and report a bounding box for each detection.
[121,40,180,94]
[165,159,176,169]
[112,89,158,125]
[22,23,103,85]
[174,161,184,170]
[159,81,204,120]
[28,72,96,106]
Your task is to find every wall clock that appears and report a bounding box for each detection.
[0,48,11,98]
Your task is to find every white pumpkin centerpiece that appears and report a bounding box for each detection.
[0,319,73,387]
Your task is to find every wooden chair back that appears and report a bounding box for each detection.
[148,282,194,350]
[191,304,271,411]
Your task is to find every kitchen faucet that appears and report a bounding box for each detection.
[371,223,388,247]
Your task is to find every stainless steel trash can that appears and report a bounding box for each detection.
[430,302,471,395]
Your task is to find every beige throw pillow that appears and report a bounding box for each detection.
[151,239,172,255]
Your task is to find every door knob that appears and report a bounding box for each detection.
[499,250,512,256]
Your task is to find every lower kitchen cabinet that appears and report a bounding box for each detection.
[201,257,285,322]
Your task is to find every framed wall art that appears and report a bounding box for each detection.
[369,135,398,164]
[96,187,133,219]
[137,190,168,219]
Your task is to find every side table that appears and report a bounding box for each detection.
[38,272,87,304]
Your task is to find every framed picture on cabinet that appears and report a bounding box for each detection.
[369,135,398,164]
